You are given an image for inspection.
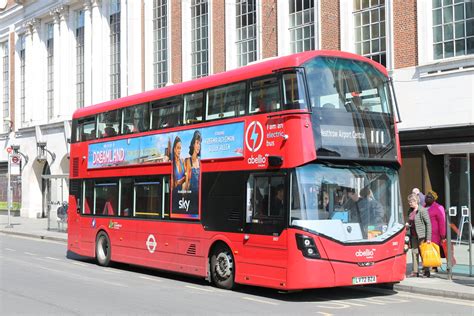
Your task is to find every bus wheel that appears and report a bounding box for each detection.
[210,245,235,290]
[96,232,111,267]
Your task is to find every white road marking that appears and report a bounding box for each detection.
[139,276,163,282]
[5,248,16,251]
[316,312,333,316]
[4,255,127,288]
[341,300,366,307]
[71,261,88,267]
[379,296,409,303]
[101,268,122,274]
[24,252,36,256]
[45,256,60,261]
[396,292,474,307]
[242,297,279,305]
[185,285,214,292]
[363,297,387,305]
[313,301,351,309]
[35,264,128,287]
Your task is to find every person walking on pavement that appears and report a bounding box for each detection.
[406,193,432,277]
[424,190,446,273]
[412,187,425,206]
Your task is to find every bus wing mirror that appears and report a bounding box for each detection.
[389,77,402,123]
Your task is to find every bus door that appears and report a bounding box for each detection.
[241,173,288,287]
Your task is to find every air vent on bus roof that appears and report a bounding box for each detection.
[72,158,79,177]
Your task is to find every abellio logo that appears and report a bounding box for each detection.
[355,249,376,258]
[247,154,266,165]
[245,121,264,153]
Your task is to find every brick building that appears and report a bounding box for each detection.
[0,0,473,244]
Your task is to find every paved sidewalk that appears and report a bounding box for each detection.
[1,214,473,300]
[393,270,474,301]
[0,213,67,242]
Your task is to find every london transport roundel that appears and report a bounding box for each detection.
[146,234,157,253]
[245,121,264,153]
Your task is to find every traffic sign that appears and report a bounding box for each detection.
[10,153,21,176]
[6,147,12,154]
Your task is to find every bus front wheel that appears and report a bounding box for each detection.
[210,245,235,290]
[96,232,111,267]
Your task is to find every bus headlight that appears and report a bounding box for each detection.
[296,234,321,259]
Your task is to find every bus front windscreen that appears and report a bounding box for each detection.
[304,56,397,161]
[290,164,404,243]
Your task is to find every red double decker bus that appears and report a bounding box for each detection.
[68,50,406,290]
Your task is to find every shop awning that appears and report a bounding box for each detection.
[428,142,474,155]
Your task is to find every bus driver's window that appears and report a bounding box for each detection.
[246,175,286,224]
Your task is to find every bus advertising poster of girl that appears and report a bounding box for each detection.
[171,131,201,219]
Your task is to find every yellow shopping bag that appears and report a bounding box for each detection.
[419,242,442,268]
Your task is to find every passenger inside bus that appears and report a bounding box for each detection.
[86,129,96,140]
[270,184,285,216]
[103,124,117,137]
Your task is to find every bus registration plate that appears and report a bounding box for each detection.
[352,276,377,285]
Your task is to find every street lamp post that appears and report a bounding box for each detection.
[5,145,29,228]
[5,149,13,228]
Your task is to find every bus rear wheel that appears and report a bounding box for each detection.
[96,232,111,267]
[210,245,235,290]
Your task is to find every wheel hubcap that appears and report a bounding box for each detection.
[98,237,108,260]
[215,252,232,279]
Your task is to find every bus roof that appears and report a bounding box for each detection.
[73,50,388,119]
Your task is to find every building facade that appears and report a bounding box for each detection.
[0,0,473,244]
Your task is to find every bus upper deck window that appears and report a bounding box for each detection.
[98,110,120,138]
[184,92,204,124]
[78,117,96,141]
[249,77,280,114]
[206,82,245,121]
[150,97,183,130]
[282,72,307,110]
[122,103,149,134]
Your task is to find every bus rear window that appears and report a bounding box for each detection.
[74,117,97,142]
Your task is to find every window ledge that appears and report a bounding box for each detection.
[417,55,474,78]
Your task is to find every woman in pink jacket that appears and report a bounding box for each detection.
[424,190,446,274]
